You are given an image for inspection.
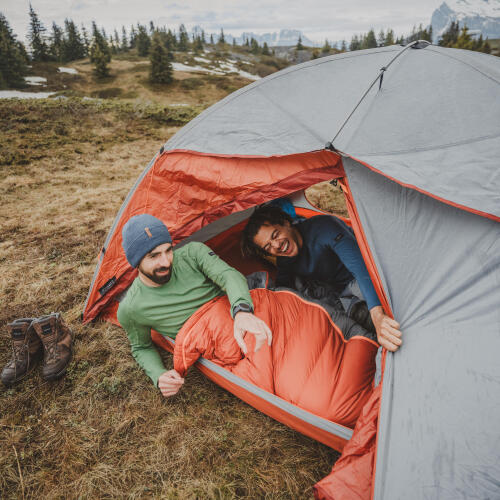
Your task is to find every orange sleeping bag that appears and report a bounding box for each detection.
[174,288,378,428]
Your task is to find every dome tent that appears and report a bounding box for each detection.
[83,42,500,499]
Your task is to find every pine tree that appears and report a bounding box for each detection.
[50,22,64,61]
[121,26,128,51]
[62,19,85,61]
[129,25,137,48]
[28,3,49,61]
[362,29,377,49]
[81,25,90,55]
[321,39,331,54]
[377,29,385,47]
[262,41,270,55]
[149,21,155,34]
[178,24,189,51]
[210,33,214,45]
[439,21,460,47]
[250,37,260,54]
[89,21,111,77]
[0,13,29,88]
[350,35,361,51]
[149,31,172,84]
[296,35,304,50]
[218,28,225,44]
[136,24,151,56]
[165,29,177,52]
[384,29,395,46]
[193,34,203,53]
[340,40,347,52]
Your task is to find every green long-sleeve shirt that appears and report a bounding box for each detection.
[117,241,253,386]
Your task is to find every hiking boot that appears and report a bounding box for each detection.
[32,313,73,381]
[1,318,42,386]
[349,301,376,334]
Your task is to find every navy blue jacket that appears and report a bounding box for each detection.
[276,215,380,310]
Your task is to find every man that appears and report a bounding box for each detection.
[241,205,402,352]
[117,214,272,397]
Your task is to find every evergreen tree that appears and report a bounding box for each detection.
[482,38,491,54]
[149,31,172,84]
[136,24,151,56]
[250,37,260,54]
[321,39,331,54]
[210,33,214,44]
[0,13,29,88]
[262,41,270,55]
[113,29,120,51]
[193,34,203,53]
[165,29,177,52]
[218,28,225,44]
[149,21,155,34]
[178,24,189,51]
[296,35,304,50]
[377,29,385,47]
[81,25,90,55]
[439,21,460,47]
[129,25,137,48]
[50,21,64,61]
[350,34,361,51]
[28,3,49,61]
[121,26,128,51]
[201,29,206,44]
[89,21,111,77]
[362,29,377,49]
[62,19,85,61]
[340,40,347,52]
[384,29,395,46]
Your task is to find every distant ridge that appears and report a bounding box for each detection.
[431,0,500,41]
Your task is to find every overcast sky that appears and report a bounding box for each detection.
[3,0,443,43]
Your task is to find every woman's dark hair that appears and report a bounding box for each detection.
[241,204,293,258]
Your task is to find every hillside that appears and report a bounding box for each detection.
[0,49,346,498]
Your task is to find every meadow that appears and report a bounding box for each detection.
[0,51,346,499]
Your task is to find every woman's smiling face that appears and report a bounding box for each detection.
[253,221,302,257]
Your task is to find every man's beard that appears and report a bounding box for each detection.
[141,266,172,285]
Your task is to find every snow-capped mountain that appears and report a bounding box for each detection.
[196,27,316,47]
[431,0,500,41]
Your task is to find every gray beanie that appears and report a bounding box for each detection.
[122,214,172,268]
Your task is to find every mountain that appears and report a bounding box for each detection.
[431,0,500,41]
[192,26,317,47]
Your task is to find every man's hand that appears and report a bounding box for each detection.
[370,306,402,352]
[233,312,272,355]
[158,369,184,397]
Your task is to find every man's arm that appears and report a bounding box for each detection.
[117,302,171,387]
[190,242,272,353]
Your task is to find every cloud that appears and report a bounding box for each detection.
[3,0,443,44]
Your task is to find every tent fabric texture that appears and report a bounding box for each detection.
[83,42,500,499]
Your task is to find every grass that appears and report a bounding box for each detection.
[0,96,345,498]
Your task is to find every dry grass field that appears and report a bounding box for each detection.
[0,55,347,499]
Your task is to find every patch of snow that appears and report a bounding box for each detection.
[193,56,211,63]
[170,103,190,107]
[171,61,260,80]
[24,76,47,86]
[0,90,55,99]
[172,62,225,75]
[444,0,500,17]
[58,67,78,74]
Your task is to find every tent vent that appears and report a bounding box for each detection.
[410,40,431,49]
